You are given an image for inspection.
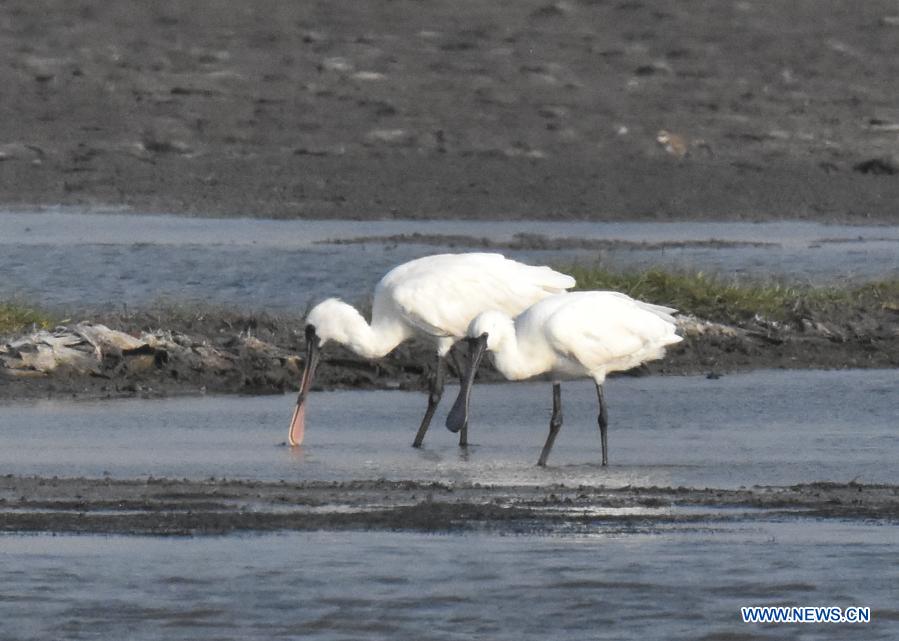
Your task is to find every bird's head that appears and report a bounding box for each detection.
[467,310,515,353]
[288,298,364,448]
[304,298,366,348]
[444,310,514,435]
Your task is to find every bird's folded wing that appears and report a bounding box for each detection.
[543,298,667,369]
[389,255,575,339]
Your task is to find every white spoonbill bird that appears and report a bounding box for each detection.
[289,253,576,448]
[446,291,682,466]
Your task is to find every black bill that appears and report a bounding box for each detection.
[445,333,488,434]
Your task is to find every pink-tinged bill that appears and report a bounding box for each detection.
[288,402,305,446]
[289,325,319,447]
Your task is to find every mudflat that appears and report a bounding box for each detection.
[2,298,897,401]
[2,476,896,535]
[1,0,898,221]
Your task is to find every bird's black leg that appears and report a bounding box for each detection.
[458,421,469,447]
[596,382,609,466]
[455,341,475,448]
[412,355,445,447]
[447,344,465,380]
[537,383,563,466]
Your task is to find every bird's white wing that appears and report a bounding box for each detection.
[602,291,678,323]
[383,253,575,339]
[543,293,679,372]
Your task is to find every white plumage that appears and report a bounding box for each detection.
[447,291,682,466]
[471,291,680,383]
[290,253,576,447]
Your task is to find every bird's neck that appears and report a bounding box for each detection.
[343,315,409,359]
[491,334,548,381]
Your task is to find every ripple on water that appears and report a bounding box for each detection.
[0,527,896,640]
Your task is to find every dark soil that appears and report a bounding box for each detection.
[1,299,896,401]
[318,232,779,250]
[1,475,896,535]
[1,1,898,222]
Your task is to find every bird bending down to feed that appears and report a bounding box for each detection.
[446,291,682,466]
[289,253,576,448]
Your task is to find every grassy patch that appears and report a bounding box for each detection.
[0,301,54,335]
[564,265,899,323]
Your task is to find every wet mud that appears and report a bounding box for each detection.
[1,475,896,536]
[2,298,897,400]
[2,1,898,222]
[318,232,779,250]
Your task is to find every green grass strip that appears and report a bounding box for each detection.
[0,302,54,334]
[564,265,899,324]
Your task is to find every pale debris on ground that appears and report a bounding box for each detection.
[675,315,740,338]
[0,323,297,379]
[0,318,738,380]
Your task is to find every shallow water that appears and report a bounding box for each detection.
[3,209,897,639]
[1,369,896,488]
[2,369,897,639]
[2,210,897,311]
[1,526,896,641]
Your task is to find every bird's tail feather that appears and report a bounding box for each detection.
[635,300,679,324]
[529,265,577,293]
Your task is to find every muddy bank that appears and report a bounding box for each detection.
[1,1,899,222]
[318,232,779,251]
[1,301,897,400]
[1,475,896,535]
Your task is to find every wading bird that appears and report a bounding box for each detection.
[289,253,576,448]
[446,291,682,466]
